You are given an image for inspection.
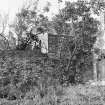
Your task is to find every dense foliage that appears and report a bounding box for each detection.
[12,0,105,85]
[0,51,60,100]
[0,1,105,103]
[13,1,50,50]
[52,0,102,84]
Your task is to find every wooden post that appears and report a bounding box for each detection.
[93,51,98,81]
[93,60,97,81]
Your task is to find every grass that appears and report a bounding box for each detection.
[0,84,105,105]
[0,50,105,105]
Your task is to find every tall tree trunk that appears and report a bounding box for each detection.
[66,18,77,71]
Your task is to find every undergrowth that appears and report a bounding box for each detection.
[0,50,104,105]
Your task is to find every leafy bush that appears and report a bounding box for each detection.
[0,51,60,100]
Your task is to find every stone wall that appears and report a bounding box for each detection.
[48,34,72,59]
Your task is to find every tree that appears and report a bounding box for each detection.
[90,0,105,14]
[13,0,50,50]
[52,0,102,84]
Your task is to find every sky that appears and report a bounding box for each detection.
[0,0,58,23]
[0,0,99,23]
[0,0,78,23]
[0,0,26,23]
